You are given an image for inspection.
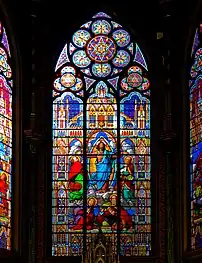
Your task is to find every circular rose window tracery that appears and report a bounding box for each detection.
[86,35,116,63]
[66,14,148,79]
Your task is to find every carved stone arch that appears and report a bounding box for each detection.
[35,3,162,263]
[0,0,22,260]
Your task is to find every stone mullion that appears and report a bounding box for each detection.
[32,4,46,263]
[158,1,176,263]
[35,86,45,263]
[26,2,39,262]
[159,157,166,263]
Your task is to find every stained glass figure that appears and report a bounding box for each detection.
[52,12,151,257]
[0,23,12,250]
[190,23,202,250]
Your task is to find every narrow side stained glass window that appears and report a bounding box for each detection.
[190,22,202,250]
[0,21,12,250]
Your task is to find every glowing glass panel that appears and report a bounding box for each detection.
[190,23,202,250]
[52,12,150,257]
[0,22,12,250]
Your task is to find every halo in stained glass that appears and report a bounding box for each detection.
[91,20,111,35]
[127,72,142,87]
[72,30,91,48]
[92,63,111,77]
[112,50,130,67]
[60,73,76,88]
[112,29,130,47]
[72,50,91,68]
[86,35,116,63]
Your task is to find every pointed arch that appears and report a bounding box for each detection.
[52,11,151,258]
[0,31,12,249]
[0,2,22,256]
[0,8,21,256]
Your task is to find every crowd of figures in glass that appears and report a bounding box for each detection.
[190,22,202,249]
[52,12,151,257]
[0,21,12,250]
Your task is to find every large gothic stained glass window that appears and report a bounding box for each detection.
[0,21,12,250]
[190,22,202,250]
[52,12,151,257]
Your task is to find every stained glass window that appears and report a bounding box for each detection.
[190,22,202,250]
[52,12,151,257]
[0,21,12,250]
